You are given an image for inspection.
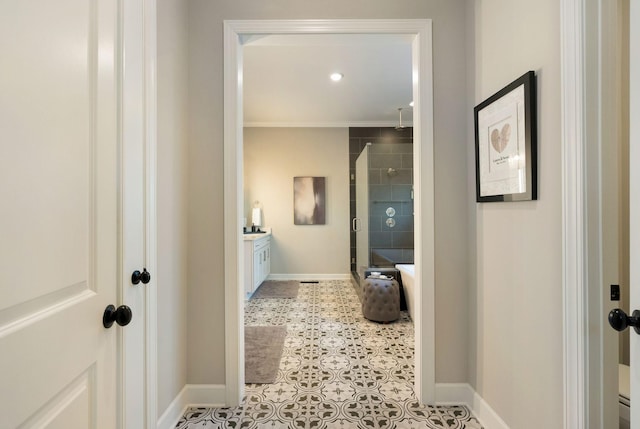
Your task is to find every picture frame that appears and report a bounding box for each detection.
[293,176,326,225]
[474,71,537,202]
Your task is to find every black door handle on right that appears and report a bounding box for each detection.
[131,268,151,285]
[608,308,640,334]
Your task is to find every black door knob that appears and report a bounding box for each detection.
[131,268,151,285]
[608,308,640,334]
[103,304,133,328]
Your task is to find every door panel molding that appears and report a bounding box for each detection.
[18,366,96,429]
[0,284,93,338]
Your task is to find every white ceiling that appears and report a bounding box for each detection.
[242,34,414,127]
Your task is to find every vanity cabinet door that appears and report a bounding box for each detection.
[259,243,271,282]
[255,239,271,288]
[253,247,263,291]
[264,245,271,279]
[244,241,253,295]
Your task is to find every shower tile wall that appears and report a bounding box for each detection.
[349,127,414,273]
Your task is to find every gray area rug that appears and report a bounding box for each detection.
[244,326,287,384]
[251,280,299,299]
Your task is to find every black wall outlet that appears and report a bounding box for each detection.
[611,284,620,301]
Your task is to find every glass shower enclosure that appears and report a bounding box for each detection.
[352,139,414,283]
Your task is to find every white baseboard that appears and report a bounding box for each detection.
[436,383,509,429]
[435,382,475,405]
[470,389,510,429]
[157,384,226,429]
[158,384,506,429]
[267,273,351,281]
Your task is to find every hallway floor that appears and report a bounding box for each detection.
[175,280,482,429]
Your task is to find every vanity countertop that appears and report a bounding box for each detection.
[243,228,272,241]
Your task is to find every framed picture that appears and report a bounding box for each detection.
[293,176,326,225]
[474,71,537,202]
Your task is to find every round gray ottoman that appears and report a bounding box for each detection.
[362,278,400,322]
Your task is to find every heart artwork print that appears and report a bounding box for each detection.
[490,123,511,154]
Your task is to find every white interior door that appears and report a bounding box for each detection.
[629,1,640,425]
[0,1,148,428]
[355,145,370,279]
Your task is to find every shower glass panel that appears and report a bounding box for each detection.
[355,144,370,280]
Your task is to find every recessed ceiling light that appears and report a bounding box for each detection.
[409,101,414,107]
[330,72,344,82]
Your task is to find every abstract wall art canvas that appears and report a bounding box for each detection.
[293,176,326,225]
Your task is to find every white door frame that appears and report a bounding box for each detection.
[561,0,623,426]
[223,19,435,407]
[142,0,158,425]
[560,0,590,425]
[121,0,158,426]
[629,5,639,427]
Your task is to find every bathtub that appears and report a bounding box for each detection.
[395,264,415,321]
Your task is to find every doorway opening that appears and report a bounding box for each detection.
[223,19,435,407]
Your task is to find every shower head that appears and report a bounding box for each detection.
[395,107,406,130]
[387,168,398,177]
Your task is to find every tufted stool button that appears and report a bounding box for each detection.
[361,278,400,322]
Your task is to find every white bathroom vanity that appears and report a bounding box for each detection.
[244,230,271,296]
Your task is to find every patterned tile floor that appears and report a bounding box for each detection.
[176,280,482,429]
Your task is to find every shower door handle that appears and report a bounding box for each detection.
[352,217,361,232]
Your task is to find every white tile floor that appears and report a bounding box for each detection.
[175,280,482,429]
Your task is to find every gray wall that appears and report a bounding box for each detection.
[469,0,562,427]
[157,0,189,417]
[187,0,470,385]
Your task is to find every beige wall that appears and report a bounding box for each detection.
[187,0,470,385]
[157,0,189,417]
[244,128,350,276]
[471,0,563,427]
